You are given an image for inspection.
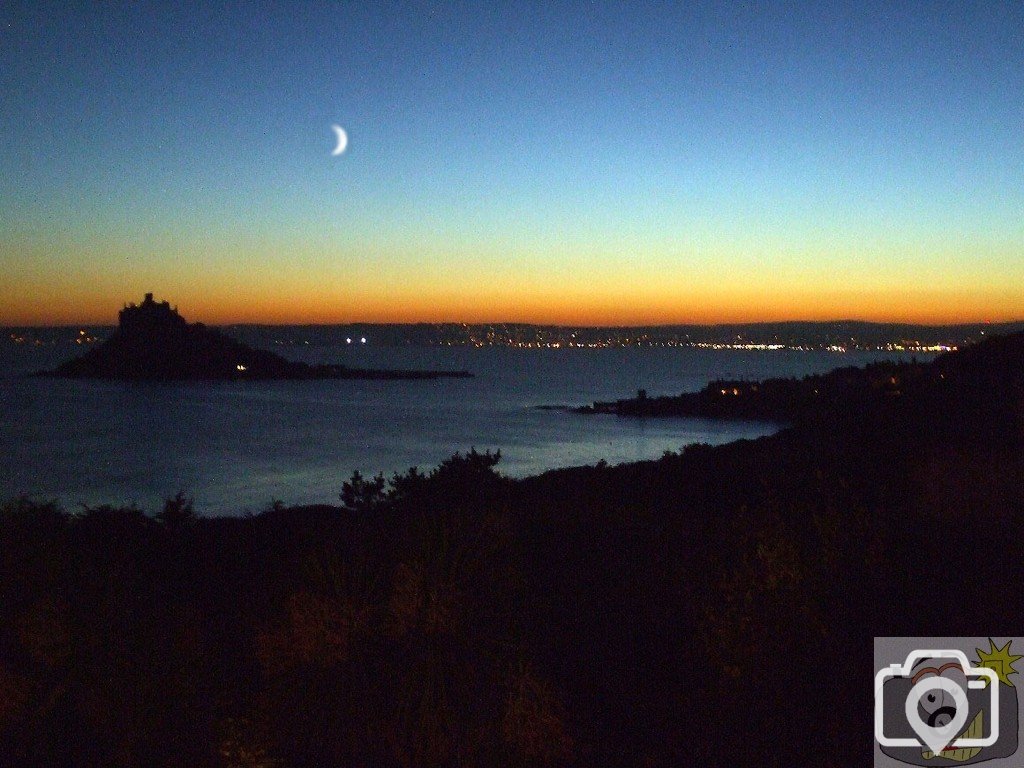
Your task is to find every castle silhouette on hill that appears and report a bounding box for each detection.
[46,293,471,382]
[118,293,187,335]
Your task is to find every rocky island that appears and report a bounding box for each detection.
[43,294,473,381]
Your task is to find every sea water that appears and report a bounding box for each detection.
[0,341,923,515]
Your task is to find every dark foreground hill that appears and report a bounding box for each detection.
[44,294,471,381]
[3,331,1023,766]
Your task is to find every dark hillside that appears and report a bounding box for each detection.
[3,331,1022,766]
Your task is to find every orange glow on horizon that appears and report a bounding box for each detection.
[2,284,1021,327]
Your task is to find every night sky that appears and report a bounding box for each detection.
[2,1,1022,324]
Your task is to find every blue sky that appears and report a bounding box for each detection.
[2,1,1022,323]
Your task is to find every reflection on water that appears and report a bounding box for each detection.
[0,344,922,514]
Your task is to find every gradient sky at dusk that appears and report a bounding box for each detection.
[2,1,1023,325]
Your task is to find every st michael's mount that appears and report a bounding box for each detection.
[42,294,472,382]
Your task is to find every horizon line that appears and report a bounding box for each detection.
[7,318,1023,330]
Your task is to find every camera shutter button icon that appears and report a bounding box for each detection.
[875,649,1000,754]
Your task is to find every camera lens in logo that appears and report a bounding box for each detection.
[918,666,967,727]
[905,676,969,756]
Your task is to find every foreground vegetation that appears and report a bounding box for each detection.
[3,332,1023,766]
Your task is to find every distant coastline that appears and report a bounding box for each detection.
[7,319,1022,353]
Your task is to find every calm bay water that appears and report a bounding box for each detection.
[0,341,923,515]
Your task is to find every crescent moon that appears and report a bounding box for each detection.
[331,124,348,156]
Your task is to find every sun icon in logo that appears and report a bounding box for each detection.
[975,638,1022,687]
